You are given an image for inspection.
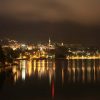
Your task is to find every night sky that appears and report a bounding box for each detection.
[0,0,100,45]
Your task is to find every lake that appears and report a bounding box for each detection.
[0,59,100,100]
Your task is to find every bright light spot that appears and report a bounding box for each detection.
[21,44,26,47]
[22,69,26,80]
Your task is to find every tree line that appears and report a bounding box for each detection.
[0,46,20,67]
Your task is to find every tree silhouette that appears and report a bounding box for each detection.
[0,46,5,66]
[55,46,67,59]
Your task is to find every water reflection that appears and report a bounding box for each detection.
[12,60,55,83]
[11,59,100,84]
[69,59,100,83]
[1,59,100,99]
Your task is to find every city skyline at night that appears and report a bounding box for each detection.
[0,0,100,45]
[0,0,100,100]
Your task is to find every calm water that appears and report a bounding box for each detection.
[0,59,100,100]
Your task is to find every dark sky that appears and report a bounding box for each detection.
[0,0,100,45]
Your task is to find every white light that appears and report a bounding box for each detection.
[22,69,26,80]
[21,44,26,47]
[40,47,43,51]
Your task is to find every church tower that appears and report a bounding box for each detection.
[49,37,51,46]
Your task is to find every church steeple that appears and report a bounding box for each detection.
[49,37,51,46]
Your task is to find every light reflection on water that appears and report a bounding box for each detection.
[13,60,56,83]
[12,59,100,84]
[1,59,100,99]
[0,59,100,100]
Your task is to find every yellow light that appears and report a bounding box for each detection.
[38,66,40,72]
[33,60,37,72]
[38,61,41,67]
[12,66,17,82]
[42,60,45,67]
[34,66,36,72]
[49,71,52,85]
[53,62,55,71]
[42,66,45,72]
[28,60,32,76]
[82,66,85,82]
[62,69,64,85]
[12,66,17,74]
[34,60,36,67]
